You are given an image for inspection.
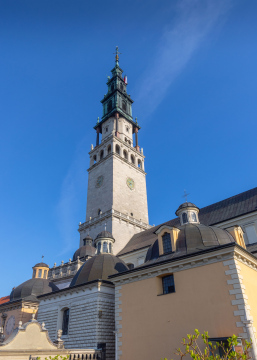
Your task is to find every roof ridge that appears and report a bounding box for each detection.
[200,187,257,212]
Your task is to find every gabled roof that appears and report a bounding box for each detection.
[118,187,257,256]
[0,296,10,305]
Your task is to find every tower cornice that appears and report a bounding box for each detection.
[100,88,133,104]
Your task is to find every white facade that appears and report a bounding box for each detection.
[37,281,115,360]
[79,114,150,255]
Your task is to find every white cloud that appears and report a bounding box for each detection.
[135,0,232,117]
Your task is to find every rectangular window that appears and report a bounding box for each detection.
[38,269,42,278]
[162,233,172,253]
[162,274,175,294]
[244,225,257,244]
[62,309,69,335]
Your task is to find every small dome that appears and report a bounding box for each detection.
[10,278,58,301]
[72,245,96,261]
[146,223,235,262]
[84,235,93,241]
[70,254,128,287]
[96,231,114,240]
[175,202,199,216]
[33,262,49,268]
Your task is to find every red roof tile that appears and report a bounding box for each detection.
[0,296,10,305]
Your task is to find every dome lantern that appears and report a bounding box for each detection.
[95,229,115,255]
[83,234,93,246]
[32,258,49,279]
[175,202,200,226]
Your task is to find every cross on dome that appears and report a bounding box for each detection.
[183,189,190,203]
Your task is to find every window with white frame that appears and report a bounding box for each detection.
[162,232,172,253]
[244,224,257,244]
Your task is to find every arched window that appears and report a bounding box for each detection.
[138,159,141,168]
[131,155,135,164]
[120,83,123,91]
[191,212,197,222]
[123,150,128,160]
[33,269,36,278]
[62,308,69,335]
[38,269,42,278]
[108,100,112,112]
[122,100,127,112]
[111,83,114,92]
[98,209,101,216]
[100,150,104,160]
[97,242,101,254]
[115,144,120,155]
[182,213,188,224]
[162,232,172,253]
[93,155,97,164]
[103,242,108,253]
[127,263,134,270]
[109,243,112,253]
[43,270,47,279]
[107,145,111,154]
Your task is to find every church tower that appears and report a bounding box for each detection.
[78,48,150,255]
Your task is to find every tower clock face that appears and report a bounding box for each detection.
[126,177,135,190]
[96,175,104,188]
[5,315,15,335]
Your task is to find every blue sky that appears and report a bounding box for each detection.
[0,0,257,297]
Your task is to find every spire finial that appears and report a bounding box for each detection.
[42,255,44,262]
[114,46,121,65]
[183,189,190,202]
[104,222,107,231]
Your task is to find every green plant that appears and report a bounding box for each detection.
[162,329,252,360]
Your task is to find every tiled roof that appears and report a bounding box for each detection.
[0,296,10,305]
[118,187,257,256]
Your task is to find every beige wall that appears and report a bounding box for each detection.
[2,307,36,340]
[118,261,243,360]
[238,261,257,340]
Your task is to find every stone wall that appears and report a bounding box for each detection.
[37,282,115,360]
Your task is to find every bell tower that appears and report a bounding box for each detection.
[78,47,150,255]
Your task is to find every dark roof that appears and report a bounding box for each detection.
[175,202,199,215]
[145,223,235,262]
[10,278,58,301]
[70,254,128,287]
[96,231,114,240]
[33,262,49,268]
[73,245,96,261]
[247,243,257,254]
[118,187,257,256]
[83,235,93,241]
[112,243,248,279]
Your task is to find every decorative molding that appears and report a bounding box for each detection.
[79,208,151,234]
[112,246,257,287]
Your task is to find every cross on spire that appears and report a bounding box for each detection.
[183,189,190,202]
[114,46,121,64]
